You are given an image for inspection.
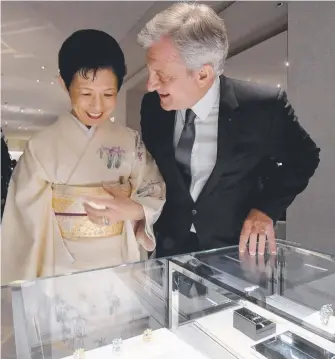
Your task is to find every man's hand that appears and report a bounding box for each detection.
[239,209,277,255]
[83,185,144,226]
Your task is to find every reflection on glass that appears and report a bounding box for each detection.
[253,331,335,359]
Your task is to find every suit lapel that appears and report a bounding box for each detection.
[197,76,240,202]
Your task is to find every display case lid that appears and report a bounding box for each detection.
[171,239,335,342]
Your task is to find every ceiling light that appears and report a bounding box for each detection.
[38,109,41,112]
[5,121,8,125]
[51,81,54,85]
[285,61,290,67]
[42,66,45,70]
[18,126,21,130]
[277,84,281,88]
[25,127,28,131]
[36,79,40,83]
[20,108,24,112]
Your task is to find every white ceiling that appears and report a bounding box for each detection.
[134,30,288,92]
[1,1,158,131]
[1,1,287,135]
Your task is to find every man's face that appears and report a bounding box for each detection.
[67,68,118,127]
[146,37,203,111]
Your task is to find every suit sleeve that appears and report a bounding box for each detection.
[254,89,320,222]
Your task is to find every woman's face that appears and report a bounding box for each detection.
[68,68,118,127]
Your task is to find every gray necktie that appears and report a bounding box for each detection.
[175,109,196,189]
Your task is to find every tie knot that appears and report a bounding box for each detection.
[185,109,196,125]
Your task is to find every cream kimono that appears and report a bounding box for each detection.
[1,114,165,284]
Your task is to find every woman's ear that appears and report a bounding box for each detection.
[58,75,68,93]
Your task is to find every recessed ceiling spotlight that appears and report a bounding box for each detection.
[25,127,28,131]
[18,126,21,130]
[285,61,290,67]
[277,84,281,88]
[20,108,24,112]
[37,79,40,83]
[38,109,42,112]
[51,81,54,85]
[5,121,8,125]
[42,66,45,70]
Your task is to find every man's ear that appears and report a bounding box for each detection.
[196,64,215,88]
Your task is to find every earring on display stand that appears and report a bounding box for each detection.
[112,338,123,355]
[142,328,153,342]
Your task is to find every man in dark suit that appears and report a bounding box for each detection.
[137,3,320,258]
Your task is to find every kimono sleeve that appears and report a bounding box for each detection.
[1,141,54,284]
[129,132,166,252]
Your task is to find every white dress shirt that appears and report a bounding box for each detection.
[174,77,220,232]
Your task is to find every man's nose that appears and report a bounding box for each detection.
[147,76,160,92]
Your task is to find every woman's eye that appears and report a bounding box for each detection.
[104,94,114,97]
[82,93,91,96]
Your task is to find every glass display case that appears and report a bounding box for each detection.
[2,239,335,359]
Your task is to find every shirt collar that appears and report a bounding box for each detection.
[187,77,220,121]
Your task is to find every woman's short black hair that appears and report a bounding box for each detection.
[58,29,127,91]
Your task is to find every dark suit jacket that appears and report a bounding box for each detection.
[140,76,320,257]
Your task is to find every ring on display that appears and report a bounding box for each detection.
[320,304,333,325]
[73,348,85,359]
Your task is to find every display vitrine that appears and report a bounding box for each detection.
[1,240,335,359]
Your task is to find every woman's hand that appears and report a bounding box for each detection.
[83,185,144,226]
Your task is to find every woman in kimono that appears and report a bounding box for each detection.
[1,29,165,285]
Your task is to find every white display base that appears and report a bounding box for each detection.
[195,302,335,359]
[305,311,335,335]
[61,328,209,359]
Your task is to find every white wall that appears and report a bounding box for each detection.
[126,89,146,132]
[287,2,335,254]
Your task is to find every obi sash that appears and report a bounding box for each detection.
[52,183,132,239]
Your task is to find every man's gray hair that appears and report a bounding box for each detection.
[137,2,229,75]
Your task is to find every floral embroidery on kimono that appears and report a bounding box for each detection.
[134,132,144,162]
[136,180,163,198]
[98,146,125,169]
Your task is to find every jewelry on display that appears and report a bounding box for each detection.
[112,338,123,354]
[143,328,153,342]
[73,348,85,359]
[103,216,110,226]
[320,304,333,325]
